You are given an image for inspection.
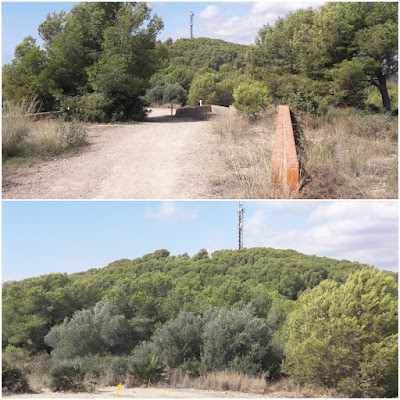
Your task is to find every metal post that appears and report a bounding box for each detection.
[190,10,194,39]
[238,202,245,249]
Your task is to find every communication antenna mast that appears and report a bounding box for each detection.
[190,9,194,39]
[238,202,245,249]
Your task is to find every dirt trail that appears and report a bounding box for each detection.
[6,386,267,398]
[3,109,224,199]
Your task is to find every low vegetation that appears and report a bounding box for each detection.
[211,110,275,198]
[2,99,87,163]
[2,248,398,397]
[2,360,31,394]
[297,108,398,198]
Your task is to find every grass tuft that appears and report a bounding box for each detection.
[297,107,398,199]
[2,98,87,162]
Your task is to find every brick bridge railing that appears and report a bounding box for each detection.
[271,105,299,197]
[175,105,235,117]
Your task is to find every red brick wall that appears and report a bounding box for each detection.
[271,105,299,197]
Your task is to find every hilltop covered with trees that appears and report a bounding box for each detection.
[3,2,397,120]
[3,248,398,396]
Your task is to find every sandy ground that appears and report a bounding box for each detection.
[5,386,267,398]
[3,109,227,199]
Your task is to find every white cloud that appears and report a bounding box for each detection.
[195,0,326,44]
[245,201,398,271]
[145,202,198,224]
[199,5,220,19]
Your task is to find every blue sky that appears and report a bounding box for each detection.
[2,1,327,65]
[2,200,398,282]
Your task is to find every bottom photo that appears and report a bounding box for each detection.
[2,200,398,398]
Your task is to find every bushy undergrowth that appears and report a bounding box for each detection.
[2,359,31,394]
[128,356,165,386]
[2,99,87,161]
[50,365,87,392]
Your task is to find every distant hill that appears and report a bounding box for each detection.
[3,247,395,352]
[165,37,248,73]
[149,38,250,104]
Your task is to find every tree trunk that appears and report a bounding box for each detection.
[375,71,391,112]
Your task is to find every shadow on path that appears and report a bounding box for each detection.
[145,114,207,124]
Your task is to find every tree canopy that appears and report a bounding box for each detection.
[281,268,398,397]
[3,247,387,352]
[3,2,166,121]
[248,2,398,111]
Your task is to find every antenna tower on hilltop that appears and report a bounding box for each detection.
[238,202,245,250]
[190,9,194,39]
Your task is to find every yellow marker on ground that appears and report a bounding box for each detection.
[117,382,122,398]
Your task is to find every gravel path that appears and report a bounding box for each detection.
[3,109,223,199]
[6,386,266,398]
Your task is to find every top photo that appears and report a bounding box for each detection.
[2,1,398,200]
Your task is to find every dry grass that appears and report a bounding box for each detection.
[2,99,87,162]
[163,371,344,398]
[165,370,267,394]
[211,107,397,199]
[211,109,276,198]
[297,108,398,199]
[266,377,345,398]
[2,98,38,158]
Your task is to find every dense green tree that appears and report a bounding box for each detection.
[2,37,55,107]
[163,65,194,92]
[281,268,398,397]
[248,2,398,111]
[233,82,272,117]
[3,248,391,353]
[3,3,166,121]
[188,73,219,106]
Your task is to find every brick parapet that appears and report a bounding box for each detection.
[271,105,299,197]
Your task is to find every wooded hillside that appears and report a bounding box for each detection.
[2,247,390,352]
[3,248,398,397]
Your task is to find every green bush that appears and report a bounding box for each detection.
[44,301,134,359]
[287,86,329,115]
[128,356,165,386]
[233,82,272,118]
[188,73,219,106]
[202,305,276,375]
[153,311,204,367]
[2,359,31,394]
[56,122,87,148]
[163,83,188,106]
[282,268,398,397]
[50,365,86,392]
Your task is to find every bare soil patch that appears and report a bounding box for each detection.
[2,109,232,199]
[4,385,324,398]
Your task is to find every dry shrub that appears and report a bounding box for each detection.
[2,98,87,162]
[167,369,267,394]
[266,377,345,398]
[2,98,38,158]
[298,108,398,199]
[211,108,276,198]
